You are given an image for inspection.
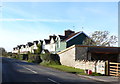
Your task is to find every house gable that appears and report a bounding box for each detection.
[66,32,89,48]
[55,31,91,53]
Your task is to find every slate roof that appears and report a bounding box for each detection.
[33,41,39,45]
[58,31,83,42]
[44,35,57,44]
[65,32,81,41]
[58,35,67,41]
[27,42,33,47]
[44,39,50,44]
[13,48,16,50]
[49,35,57,41]
[17,45,21,49]
[22,45,25,48]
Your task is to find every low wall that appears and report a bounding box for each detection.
[74,60,105,74]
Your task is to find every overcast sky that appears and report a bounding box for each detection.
[0,1,118,52]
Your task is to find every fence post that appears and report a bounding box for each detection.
[117,63,118,76]
[105,60,109,76]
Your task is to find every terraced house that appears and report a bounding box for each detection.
[43,35,57,53]
[42,30,92,53]
[12,30,91,54]
[55,30,91,53]
[12,40,42,54]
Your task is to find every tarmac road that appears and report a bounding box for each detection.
[1,57,104,84]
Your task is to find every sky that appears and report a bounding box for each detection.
[0,2,118,52]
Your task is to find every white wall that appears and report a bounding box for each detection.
[58,46,76,67]
[43,38,56,53]
[12,50,18,53]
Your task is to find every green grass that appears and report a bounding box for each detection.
[89,72,103,76]
[40,63,87,75]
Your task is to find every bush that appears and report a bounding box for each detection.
[90,72,103,76]
[7,52,12,57]
[11,53,19,59]
[22,54,28,60]
[40,53,61,65]
[28,53,42,63]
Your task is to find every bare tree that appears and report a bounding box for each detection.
[83,31,118,46]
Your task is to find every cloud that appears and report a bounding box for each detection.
[0,18,77,22]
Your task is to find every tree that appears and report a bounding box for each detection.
[82,37,96,46]
[83,31,118,46]
[35,40,43,54]
[0,47,7,56]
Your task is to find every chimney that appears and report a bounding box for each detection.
[65,30,75,37]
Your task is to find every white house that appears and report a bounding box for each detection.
[12,40,44,54]
[12,47,18,54]
[20,45,26,54]
[43,35,57,53]
[25,42,34,53]
[43,39,50,51]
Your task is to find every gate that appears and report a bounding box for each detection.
[109,62,120,76]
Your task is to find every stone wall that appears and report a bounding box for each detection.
[58,45,106,74]
[75,46,88,60]
[74,60,105,74]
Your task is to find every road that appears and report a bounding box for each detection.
[1,57,103,84]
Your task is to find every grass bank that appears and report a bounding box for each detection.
[40,63,87,75]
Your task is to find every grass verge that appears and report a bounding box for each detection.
[40,63,87,75]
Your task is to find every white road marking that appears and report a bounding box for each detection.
[48,78,60,84]
[23,66,37,74]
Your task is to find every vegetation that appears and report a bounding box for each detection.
[11,53,20,59]
[40,53,61,65]
[9,36,106,76]
[28,53,42,63]
[0,47,7,57]
[83,31,118,46]
[34,42,43,54]
[40,64,86,75]
[7,52,12,57]
[90,72,103,76]
[27,41,43,63]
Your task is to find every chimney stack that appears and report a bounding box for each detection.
[65,30,75,37]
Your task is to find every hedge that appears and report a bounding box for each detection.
[28,53,42,63]
[40,53,61,65]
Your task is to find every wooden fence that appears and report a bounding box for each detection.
[109,62,120,76]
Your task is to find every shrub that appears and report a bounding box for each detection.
[28,53,42,63]
[7,52,12,57]
[11,53,18,59]
[22,54,28,60]
[40,53,61,65]
[90,72,103,76]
